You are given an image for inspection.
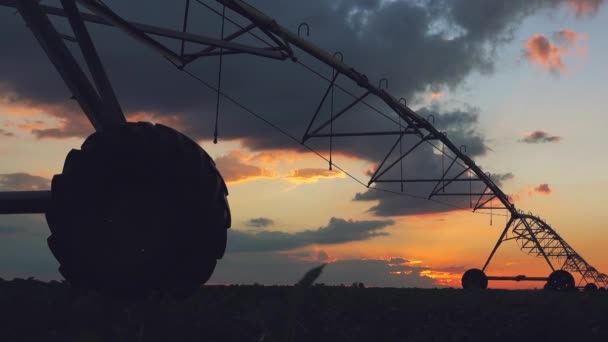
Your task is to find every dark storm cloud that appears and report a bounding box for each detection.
[318,259,437,288]
[491,172,515,183]
[417,106,487,156]
[520,130,562,143]
[0,0,601,217]
[353,169,515,217]
[0,173,51,191]
[353,190,460,217]
[0,0,598,142]
[317,250,329,262]
[350,107,516,217]
[228,217,394,252]
[245,217,275,228]
[0,128,14,137]
[389,257,408,265]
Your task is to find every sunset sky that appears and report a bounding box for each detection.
[1,0,607,289]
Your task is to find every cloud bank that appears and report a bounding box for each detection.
[520,130,562,143]
[0,173,51,191]
[228,217,394,252]
[245,217,275,228]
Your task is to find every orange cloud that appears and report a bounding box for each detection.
[420,269,461,287]
[214,150,278,183]
[286,168,344,183]
[524,34,566,72]
[405,211,451,222]
[249,149,359,166]
[534,183,552,195]
[430,92,444,99]
[553,29,588,46]
[364,164,377,177]
[0,100,93,139]
[0,103,42,117]
[567,0,604,17]
[509,184,553,202]
[16,120,51,131]
[0,99,188,139]
[208,148,358,185]
[249,150,310,166]
[524,30,588,73]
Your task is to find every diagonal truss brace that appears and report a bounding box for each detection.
[305,91,371,139]
[15,0,125,131]
[0,0,290,63]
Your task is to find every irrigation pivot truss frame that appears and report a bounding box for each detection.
[0,0,606,289]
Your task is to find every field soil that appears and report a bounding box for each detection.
[1,278,607,342]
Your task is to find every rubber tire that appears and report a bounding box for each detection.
[584,283,598,292]
[461,269,488,290]
[46,122,230,297]
[545,270,575,292]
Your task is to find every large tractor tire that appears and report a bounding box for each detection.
[461,268,488,290]
[46,122,230,297]
[545,270,575,292]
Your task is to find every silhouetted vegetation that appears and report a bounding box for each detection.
[2,277,608,341]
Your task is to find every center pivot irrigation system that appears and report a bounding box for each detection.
[0,0,606,294]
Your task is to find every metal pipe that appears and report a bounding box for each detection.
[0,191,51,214]
[16,0,107,132]
[375,179,483,183]
[61,0,126,125]
[0,1,286,61]
[486,275,548,282]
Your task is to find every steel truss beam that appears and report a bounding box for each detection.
[0,191,51,214]
[0,0,290,62]
[483,214,608,287]
[61,0,124,121]
[14,0,125,131]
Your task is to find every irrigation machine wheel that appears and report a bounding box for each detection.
[584,283,598,292]
[461,269,488,290]
[545,270,575,292]
[46,122,231,297]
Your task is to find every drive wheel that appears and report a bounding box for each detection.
[46,122,230,297]
[545,270,575,292]
[461,269,488,290]
[584,283,598,292]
